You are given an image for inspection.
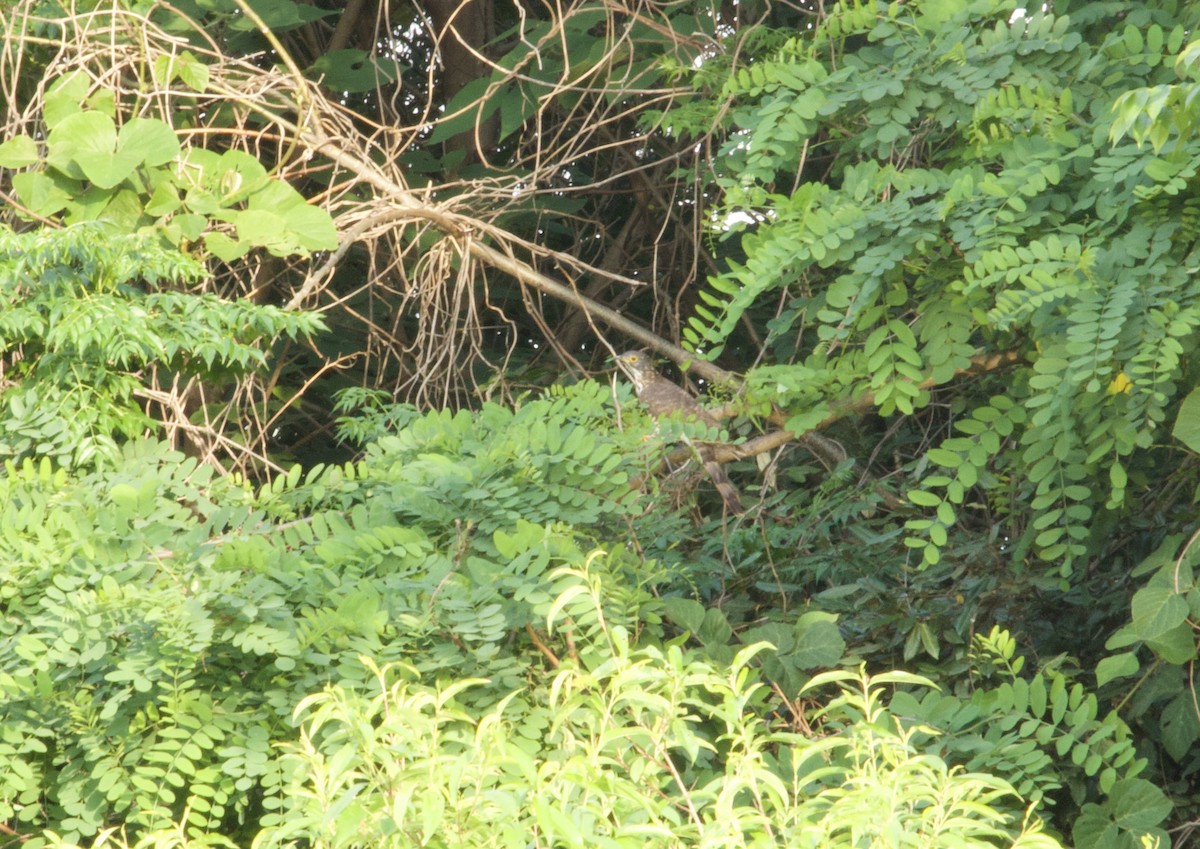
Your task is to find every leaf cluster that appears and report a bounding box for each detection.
[0,71,337,260]
[1091,534,1200,794]
[0,377,1105,848]
[678,1,1200,581]
[0,225,324,466]
[256,652,1065,849]
[0,382,666,845]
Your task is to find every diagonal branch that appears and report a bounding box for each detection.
[703,349,1024,465]
[295,124,737,385]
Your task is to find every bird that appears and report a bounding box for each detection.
[614,350,742,514]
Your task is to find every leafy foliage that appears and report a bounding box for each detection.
[893,627,1168,849]
[0,385,665,845]
[0,73,337,259]
[675,0,1200,579]
[1090,532,1200,824]
[0,390,1168,849]
[3,0,1200,844]
[0,225,324,466]
[1110,33,1200,151]
[0,382,1098,848]
[259,653,1065,849]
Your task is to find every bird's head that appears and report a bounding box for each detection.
[615,350,653,390]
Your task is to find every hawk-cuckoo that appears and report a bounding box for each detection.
[615,350,742,514]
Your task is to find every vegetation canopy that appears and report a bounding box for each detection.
[1,0,1199,846]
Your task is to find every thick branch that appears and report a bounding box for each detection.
[468,241,734,383]
[296,126,736,385]
[702,349,1024,465]
[293,130,1016,410]
[326,0,369,53]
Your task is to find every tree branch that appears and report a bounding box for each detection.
[666,349,1024,511]
[703,349,1024,465]
[296,126,736,385]
[293,128,1019,423]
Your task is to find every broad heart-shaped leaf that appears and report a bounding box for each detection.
[790,611,845,669]
[1144,623,1197,664]
[1172,386,1200,453]
[1130,585,1188,641]
[233,209,294,254]
[161,213,206,247]
[699,607,733,646]
[1073,778,1171,849]
[1094,651,1139,687]
[43,70,90,129]
[308,49,404,93]
[145,180,181,217]
[66,183,118,224]
[654,597,734,648]
[46,111,141,189]
[741,622,794,654]
[204,231,250,262]
[216,149,269,198]
[247,177,304,211]
[12,172,72,216]
[284,203,338,252]
[175,52,210,92]
[0,134,38,168]
[743,622,799,692]
[661,597,704,635]
[1132,532,1185,578]
[1070,809,1126,849]
[1108,778,1172,831]
[95,187,146,230]
[45,110,109,179]
[242,180,338,252]
[153,51,210,93]
[1161,691,1200,761]
[117,118,180,169]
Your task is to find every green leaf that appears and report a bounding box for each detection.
[12,172,72,216]
[282,203,339,252]
[178,55,210,92]
[1161,692,1200,760]
[661,597,705,635]
[46,111,142,189]
[743,622,793,654]
[1171,386,1200,453]
[426,76,505,144]
[204,231,250,261]
[926,447,962,468]
[1130,586,1188,641]
[698,608,733,645]
[44,111,111,179]
[1109,778,1172,832]
[230,0,336,31]
[1144,623,1197,664]
[1132,534,1185,578]
[1094,652,1140,687]
[43,71,90,128]
[118,118,181,168]
[790,611,845,669]
[0,134,38,168]
[907,489,942,507]
[145,181,182,217]
[233,209,292,251]
[308,50,404,93]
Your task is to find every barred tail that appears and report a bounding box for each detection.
[704,457,744,515]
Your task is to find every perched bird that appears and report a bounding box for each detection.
[615,350,742,514]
